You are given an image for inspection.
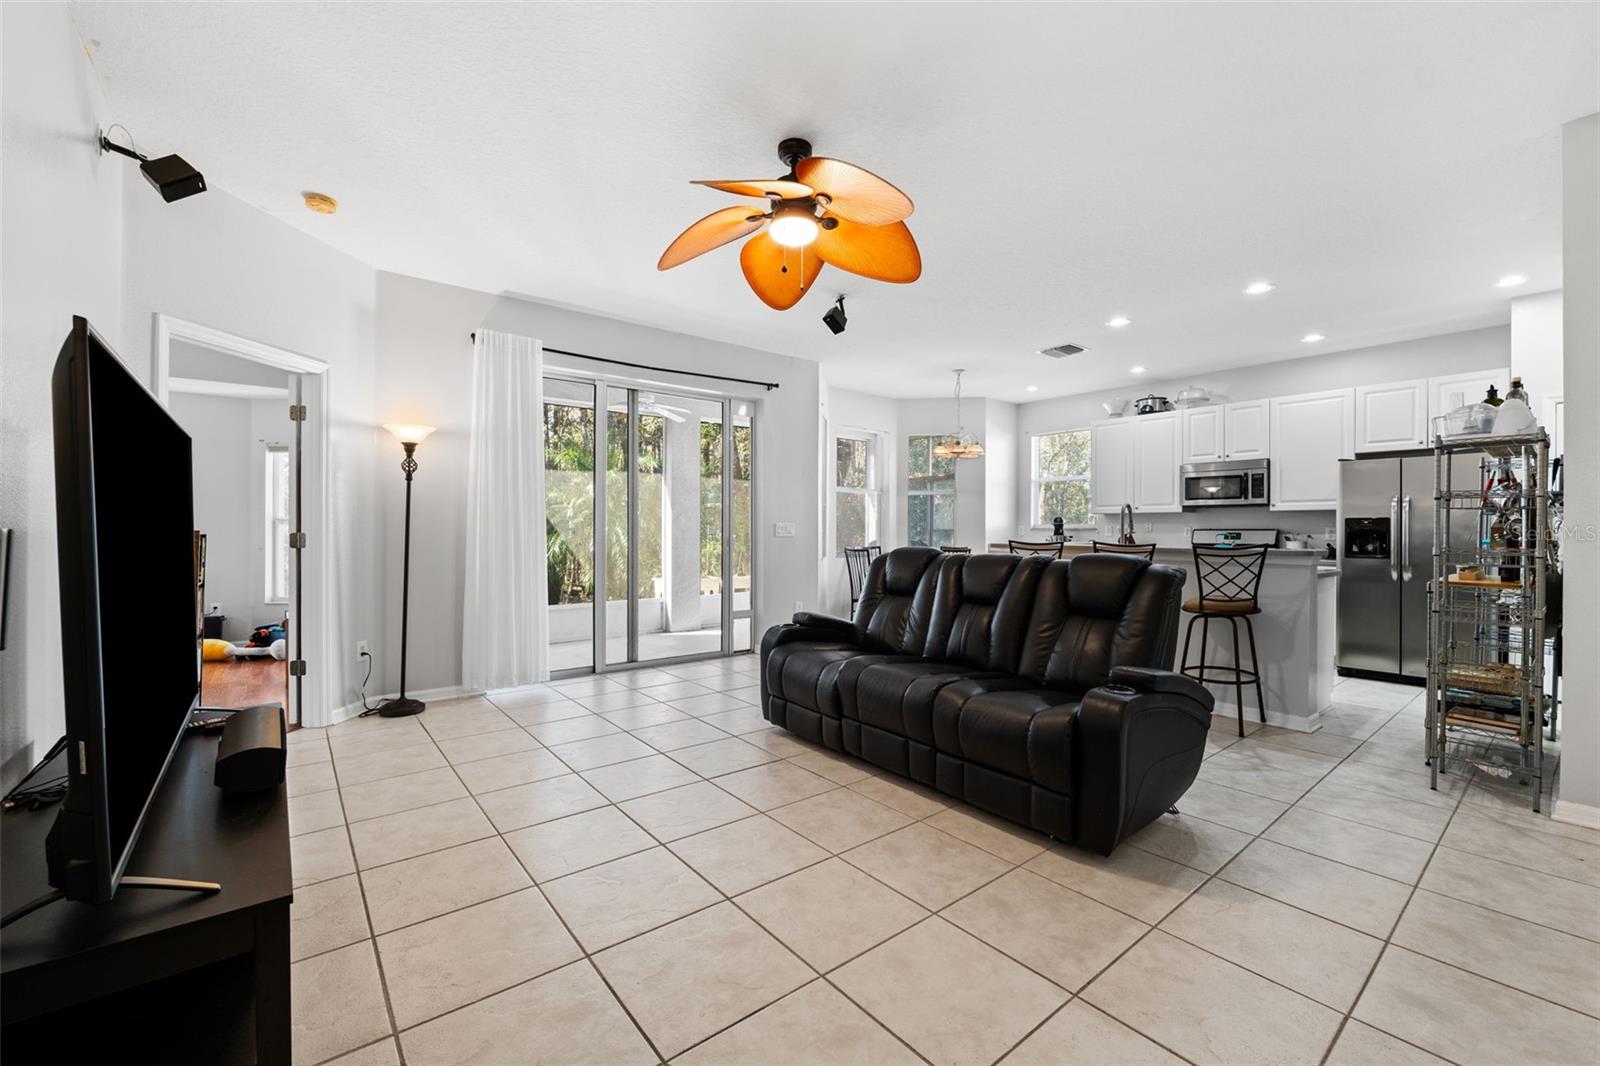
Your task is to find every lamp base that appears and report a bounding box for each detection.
[378,697,426,718]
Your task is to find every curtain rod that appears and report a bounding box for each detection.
[468,332,780,391]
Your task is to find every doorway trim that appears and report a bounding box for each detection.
[150,313,334,726]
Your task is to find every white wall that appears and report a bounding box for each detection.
[0,2,125,788]
[1510,289,1564,417]
[983,400,1020,548]
[171,393,258,641]
[1556,114,1598,822]
[372,271,822,694]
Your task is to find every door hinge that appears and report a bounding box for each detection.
[289,531,307,549]
[288,659,308,677]
[289,404,307,422]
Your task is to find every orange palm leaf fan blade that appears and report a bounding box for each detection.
[692,178,814,200]
[812,218,921,283]
[658,206,768,270]
[794,157,914,225]
[739,232,823,310]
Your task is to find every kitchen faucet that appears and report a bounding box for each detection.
[1119,503,1136,545]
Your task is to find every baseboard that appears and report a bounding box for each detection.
[326,684,485,726]
[1550,796,1600,830]
[1209,698,1321,734]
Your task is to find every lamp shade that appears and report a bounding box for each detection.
[383,423,436,446]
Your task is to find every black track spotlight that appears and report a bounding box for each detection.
[823,296,848,335]
[99,128,206,203]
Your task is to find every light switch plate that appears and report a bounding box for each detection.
[774,522,796,538]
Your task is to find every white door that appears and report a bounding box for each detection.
[1429,368,1510,423]
[1224,400,1269,460]
[1354,378,1429,452]
[1181,406,1225,463]
[1270,388,1354,510]
[1091,419,1134,513]
[1133,412,1182,512]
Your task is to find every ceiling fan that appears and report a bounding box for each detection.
[657,138,921,310]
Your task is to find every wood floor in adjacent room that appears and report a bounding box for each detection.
[201,657,287,711]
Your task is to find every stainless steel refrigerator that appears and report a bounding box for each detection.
[1337,453,1479,680]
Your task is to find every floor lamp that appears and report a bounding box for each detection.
[381,423,435,717]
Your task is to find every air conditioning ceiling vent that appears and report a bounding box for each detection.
[1039,343,1087,359]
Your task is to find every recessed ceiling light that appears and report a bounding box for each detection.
[1130,366,1148,374]
[1495,274,1528,288]
[1025,385,1039,392]
[303,191,337,214]
[1105,315,1131,328]
[1301,333,1326,343]
[1243,281,1276,296]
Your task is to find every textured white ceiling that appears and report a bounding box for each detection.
[73,2,1597,399]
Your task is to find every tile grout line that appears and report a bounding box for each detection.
[990,695,1429,1065]
[1315,750,1479,1066]
[303,675,1579,1065]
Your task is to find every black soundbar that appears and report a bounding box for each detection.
[212,704,287,793]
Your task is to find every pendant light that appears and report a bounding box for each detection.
[932,369,985,461]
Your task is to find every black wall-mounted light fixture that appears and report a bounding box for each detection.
[99,127,206,203]
[823,295,847,335]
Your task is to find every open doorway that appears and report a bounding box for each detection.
[153,316,329,725]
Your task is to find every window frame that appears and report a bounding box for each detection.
[832,429,883,556]
[1030,427,1095,530]
[264,443,292,604]
[905,433,958,548]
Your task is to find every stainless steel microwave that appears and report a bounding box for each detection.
[1180,459,1270,508]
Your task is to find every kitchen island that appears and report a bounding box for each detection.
[988,543,1337,732]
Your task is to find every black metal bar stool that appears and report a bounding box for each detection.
[1180,544,1268,737]
[1091,540,1157,561]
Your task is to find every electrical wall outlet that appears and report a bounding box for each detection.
[795,600,804,614]
[774,522,796,538]
[1143,521,1153,532]
[357,640,370,658]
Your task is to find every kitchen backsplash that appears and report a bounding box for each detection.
[1030,507,1336,550]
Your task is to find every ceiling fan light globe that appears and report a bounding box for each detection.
[769,214,820,248]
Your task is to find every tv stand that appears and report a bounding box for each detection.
[1,728,289,1063]
[1,877,222,929]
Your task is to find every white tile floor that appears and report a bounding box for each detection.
[285,667,1600,1065]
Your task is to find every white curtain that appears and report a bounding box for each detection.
[462,329,548,690]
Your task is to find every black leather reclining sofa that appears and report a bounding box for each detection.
[760,547,1214,854]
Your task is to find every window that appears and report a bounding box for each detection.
[907,434,957,547]
[834,433,882,553]
[265,444,292,602]
[1032,429,1093,527]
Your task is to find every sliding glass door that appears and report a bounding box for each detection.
[544,375,754,675]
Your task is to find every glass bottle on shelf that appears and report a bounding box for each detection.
[1484,384,1503,407]
[1506,376,1529,405]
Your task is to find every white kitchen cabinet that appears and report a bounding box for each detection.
[1429,368,1510,425]
[1132,412,1182,512]
[1224,400,1269,460]
[1180,406,1225,463]
[1182,400,1267,463]
[1354,378,1429,452]
[1090,418,1134,513]
[1270,388,1354,510]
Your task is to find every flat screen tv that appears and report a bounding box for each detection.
[47,316,199,902]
